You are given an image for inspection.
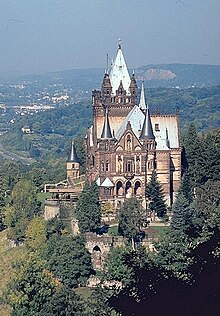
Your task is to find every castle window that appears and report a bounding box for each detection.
[126,161,132,173]
[107,90,109,95]
[72,164,75,168]
[101,161,105,172]
[155,123,160,131]
[126,134,132,151]
[106,161,109,172]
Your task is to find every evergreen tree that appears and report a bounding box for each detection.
[76,181,101,233]
[43,235,93,288]
[171,192,192,233]
[145,170,166,217]
[118,197,142,240]
[178,171,193,203]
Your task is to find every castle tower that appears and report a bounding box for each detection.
[67,140,80,181]
[139,92,156,184]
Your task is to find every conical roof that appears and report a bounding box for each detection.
[139,106,155,140]
[109,42,131,95]
[68,140,80,163]
[101,107,113,139]
[139,82,147,110]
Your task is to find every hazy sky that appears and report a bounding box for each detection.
[0,0,219,75]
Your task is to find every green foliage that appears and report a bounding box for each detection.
[105,247,135,286]
[4,179,41,242]
[76,181,101,233]
[43,235,93,288]
[171,192,193,233]
[25,217,47,254]
[83,287,116,316]
[11,179,41,220]
[118,197,142,240]
[145,170,167,217]
[5,253,57,316]
[45,217,65,239]
[39,286,82,316]
[183,126,220,187]
[178,171,192,203]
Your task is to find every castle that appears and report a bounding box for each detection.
[80,43,182,208]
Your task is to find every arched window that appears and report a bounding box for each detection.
[134,181,141,195]
[106,160,109,172]
[126,134,132,151]
[116,181,123,196]
[125,181,132,195]
[101,161,105,172]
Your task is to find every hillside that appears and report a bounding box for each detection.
[1,85,219,161]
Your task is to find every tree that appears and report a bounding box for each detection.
[171,192,193,233]
[11,179,40,219]
[43,235,93,288]
[76,181,101,233]
[25,217,47,254]
[178,171,193,203]
[4,179,41,242]
[145,170,166,217]
[84,287,117,316]
[46,217,65,239]
[39,286,82,316]
[105,247,135,286]
[118,197,142,241]
[5,254,57,316]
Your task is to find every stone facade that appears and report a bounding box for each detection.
[85,44,181,208]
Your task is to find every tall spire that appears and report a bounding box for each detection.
[109,42,131,95]
[139,104,155,140]
[68,140,80,163]
[139,81,147,111]
[101,107,113,139]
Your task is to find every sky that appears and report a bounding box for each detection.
[0,0,219,75]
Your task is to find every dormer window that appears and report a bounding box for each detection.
[155,123,160,131]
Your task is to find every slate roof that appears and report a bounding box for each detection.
[109,44,131,95]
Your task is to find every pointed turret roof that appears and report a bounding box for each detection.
[101,107,113,139]
[68,140,80,163]
[139,105,155,140]
[109,42,131,95]
[139,82,147,111]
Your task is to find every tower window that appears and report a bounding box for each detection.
[155,123,160,131]
[106,161,109,172]
[72,164,75,168]
[101,161,105,172]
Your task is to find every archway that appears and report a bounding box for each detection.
[125,181,132,197]
[134,181,141,195]
[116,181,123,196]
[92,245,102,269]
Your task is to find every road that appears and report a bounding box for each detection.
[0,142,35,165]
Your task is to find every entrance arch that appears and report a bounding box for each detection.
[92,245,102,269]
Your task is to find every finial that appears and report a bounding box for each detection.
[118,38,121,49]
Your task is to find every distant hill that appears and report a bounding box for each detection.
[45,63,220,89]
[2,63,220,90]
[135,63,220,88]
